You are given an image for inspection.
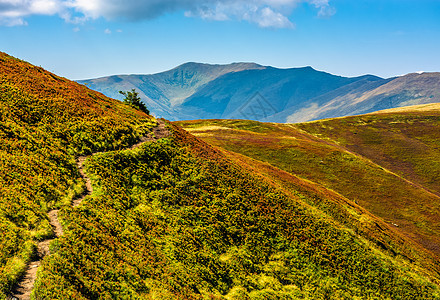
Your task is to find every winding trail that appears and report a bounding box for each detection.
[10,120,169,300]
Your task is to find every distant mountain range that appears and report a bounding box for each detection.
[79,63,440,122]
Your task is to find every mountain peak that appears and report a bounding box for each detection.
[168,62,266,74]
[179,62,264,68]
[80,62,440,122]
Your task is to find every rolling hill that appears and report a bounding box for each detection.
[177,103,440,259]
[2,51,440,299]
[80,63,440,122]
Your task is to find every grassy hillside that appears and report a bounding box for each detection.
[177,113,440,260]
[33,125,440,299]
[0,51,155,297]
[296,106,440,197]
[373,102,440,113]
[2,51,440,299]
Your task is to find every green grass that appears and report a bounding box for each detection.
[2,51,440,299]
[0,51,155,297]
[296,113,440,195]
[177,118,440,260]
[33,125,440,299]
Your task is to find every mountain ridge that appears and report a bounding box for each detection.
[80,62,440,122]
[81,62,266,120]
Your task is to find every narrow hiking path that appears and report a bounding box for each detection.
[10,212,63,300]
[10,119,169,300]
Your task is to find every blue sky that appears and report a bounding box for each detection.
[0,0,439,80]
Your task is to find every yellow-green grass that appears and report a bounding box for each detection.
[215,147,440,281]
[176,118,440,260]
[297,112,440,250]
[297,112,440,195]
[3,49,440,298]
[0,51,155,297]
[372,102,440,114]
[33,125,440,299]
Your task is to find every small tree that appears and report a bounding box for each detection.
[119,89,149,114]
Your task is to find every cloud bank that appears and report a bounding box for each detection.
[0,0,335,28]
[0,0,62,25]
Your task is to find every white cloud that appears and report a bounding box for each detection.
[253,7,294,28]
[104,28,111,34]
[0,0,61,15]
[186,2,295,28]
[0,17,26,26]
[0,0,63,25]
[0,0,335,28]
[29,0,60,14]
[308,0,336,17]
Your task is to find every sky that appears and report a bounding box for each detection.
[0,0,439,80]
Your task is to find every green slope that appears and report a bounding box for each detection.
[0,51,155,297]
[177,111,440,260]
[33,125,440,299]
[2,51,440,299]
[296,107,440,197]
